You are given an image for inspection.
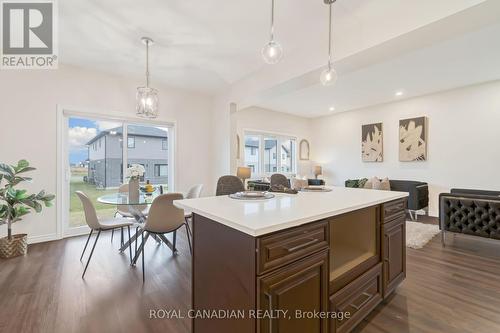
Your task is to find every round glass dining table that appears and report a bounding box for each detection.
[97,191,162,254]
[97,192,159,206]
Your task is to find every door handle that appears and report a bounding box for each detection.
[264,292,273,332]
[284,238,319,252]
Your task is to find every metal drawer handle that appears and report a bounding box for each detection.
[264,292,273,332]
[284,238,319,252]
[350,292,372,311]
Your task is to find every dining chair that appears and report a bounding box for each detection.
[215,175,244,196]
[112,184,148,245]
[184,184,203,238]
[132,193,192,282]
[270,173,290,188]
[75,191,134,278]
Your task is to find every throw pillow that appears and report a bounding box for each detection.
[363,179,373,189]
[358,178,369,188]
[291,177,308,190]
[345,179,358,188]
[371,177,382,190]
[380,177,391,191]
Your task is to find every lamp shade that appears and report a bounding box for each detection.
[314,166,323,177]
[237,167,252,180]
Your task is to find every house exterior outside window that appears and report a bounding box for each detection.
[243,132,297,177]
[87,125,168,188]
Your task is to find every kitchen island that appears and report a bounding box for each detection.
[175,187,408,333]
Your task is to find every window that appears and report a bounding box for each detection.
[128,137,135,148]
[280,139,296,173]
[244,132,297,176]
[162,138,168,150]
[264,137,277,173]
[244,135,260,176]
[155,164,168,177]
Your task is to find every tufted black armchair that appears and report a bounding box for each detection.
[439,188,500,246]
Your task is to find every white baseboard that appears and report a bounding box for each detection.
[28,233,60,244]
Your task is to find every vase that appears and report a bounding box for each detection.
[0,234,28,258]
[129,178,140,204]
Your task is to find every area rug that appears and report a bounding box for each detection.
[406,221,440,249]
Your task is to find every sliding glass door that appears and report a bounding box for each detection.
[63,113,174,236]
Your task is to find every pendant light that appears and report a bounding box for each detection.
[320,0,338,86]
[262,0,283,64]
[136,37,159,119]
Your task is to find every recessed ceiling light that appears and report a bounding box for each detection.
[395,90,404,97]
[329,106,335,111]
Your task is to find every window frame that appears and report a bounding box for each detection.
[243,130,298,178]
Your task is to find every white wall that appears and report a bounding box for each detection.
[0,64,214,243]
[311,81,500,216]
[232,106,313,177]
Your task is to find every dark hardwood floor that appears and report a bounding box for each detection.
[1,217,500,333]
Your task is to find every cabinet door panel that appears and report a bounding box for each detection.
[382,216,406,297]
[258,250,329,333]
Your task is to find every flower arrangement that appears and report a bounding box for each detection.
[126,164,145,180]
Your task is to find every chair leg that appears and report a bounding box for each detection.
[111,229,114,243]
[142,232,146,282]
[185,223,192,255]
[127,226,132,264]
[173,230,177,254]
[132,231,149,266]
[80,229,93,261]
[82,230,101,278]
[185,217,193,238]
[120,227,124,247]
[134,226,139,260]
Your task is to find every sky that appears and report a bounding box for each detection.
[68,118,168,165]
[68,118,121,164]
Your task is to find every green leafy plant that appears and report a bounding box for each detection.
[0,160,55,240]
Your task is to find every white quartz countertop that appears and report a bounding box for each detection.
[175,187,408,237]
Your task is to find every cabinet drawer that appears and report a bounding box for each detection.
[382,199,406,223]
[330,263,383,333]
[257,221,329,275]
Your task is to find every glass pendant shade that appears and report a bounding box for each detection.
[262,40,284,64]
[320,66,337,86]
[136,86,159,118]
[136,37,159,119]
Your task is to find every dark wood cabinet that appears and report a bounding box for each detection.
[330,263,383,333]
[192,199,406,333]
[258,250,329,333]
[382,215,406,297]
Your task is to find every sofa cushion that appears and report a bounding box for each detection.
[380,177,391,191]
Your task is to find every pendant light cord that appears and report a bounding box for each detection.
[145,40,150,88]
[327,3,333,70]
[270,0,275,41]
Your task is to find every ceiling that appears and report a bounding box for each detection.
[253,2,500,117]
[59,0,339,94]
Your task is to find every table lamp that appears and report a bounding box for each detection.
[237,167,252,189]
[313,165,322,179]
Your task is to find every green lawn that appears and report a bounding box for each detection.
[70,169,116,227]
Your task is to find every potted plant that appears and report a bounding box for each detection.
[0,160,55,259]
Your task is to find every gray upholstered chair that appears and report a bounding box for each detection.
[75,191,134,278]
[132,193,191,281]
[112,184,148,244]
[270,173,290,188]
[216,175,245,196]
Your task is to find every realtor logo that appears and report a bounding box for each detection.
[1,0,58,69]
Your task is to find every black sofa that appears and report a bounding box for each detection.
[345,179,429,218]
[439,188,500,246]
